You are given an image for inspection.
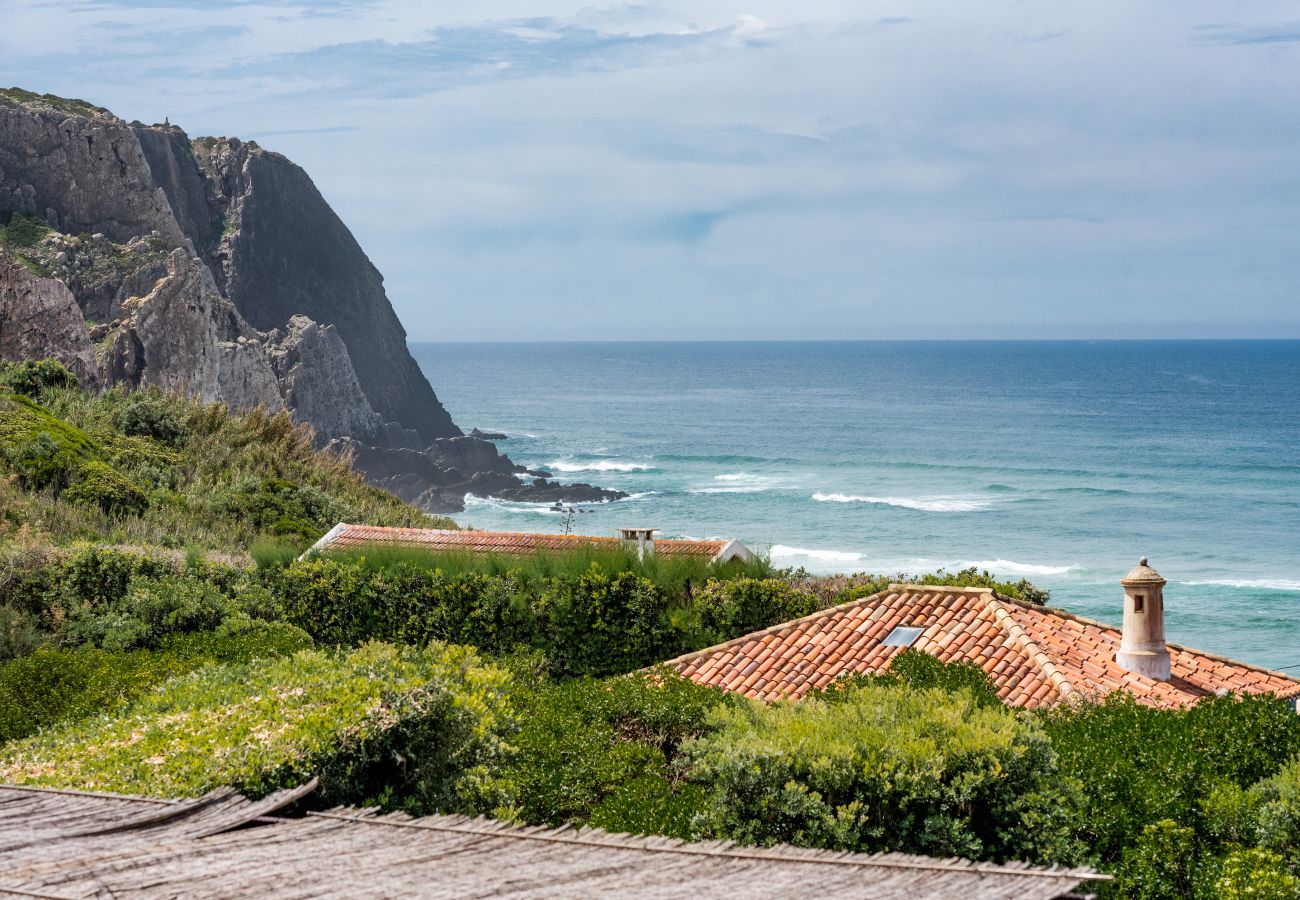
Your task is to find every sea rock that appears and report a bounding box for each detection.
[101,248,282,409]
[470,428,509,440]
[267,315,383,443]
[0,254,97,383]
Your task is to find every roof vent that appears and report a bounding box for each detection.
[883,625,924,648]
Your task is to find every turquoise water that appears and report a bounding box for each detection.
[410,341,1300,672]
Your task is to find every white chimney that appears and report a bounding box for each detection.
[1116,557,1171,680]
[618,527,656,560]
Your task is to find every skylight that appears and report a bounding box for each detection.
[883,625,924,648]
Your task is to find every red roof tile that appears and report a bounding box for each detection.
[313,523,732,561]
[660,585,1300,709]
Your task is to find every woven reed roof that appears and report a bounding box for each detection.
[0,783,1104,899]
[663,585,1300,708]
[311,523,739,561]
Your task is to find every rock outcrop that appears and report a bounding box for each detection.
[0,88,623,513]
[0,253,96,383]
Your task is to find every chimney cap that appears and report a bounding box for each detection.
[1122,557,1167,586]
[618,527,656,538]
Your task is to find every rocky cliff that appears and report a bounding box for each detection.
[0,87,621,513]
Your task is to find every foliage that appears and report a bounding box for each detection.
[0,641,513,811]
[0,87,107,116]
[819,647,1004,709]
[479,669,734,838]
[682,678,1082,865]
[1039,692,1300,867]
[0,359,78,398]
[693,577,819,640]
[0,620,310,744]
[0,375,436,549]
[1216,849,1300,899]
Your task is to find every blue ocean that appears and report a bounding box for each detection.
[411,341,1300,672]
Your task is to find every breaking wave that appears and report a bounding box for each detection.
[690,472,779,494]
[770,544,864,564]
[812,492,996,512]
[547,459,654,474]
[959,559,1080,577]
[1182,578,1300,592]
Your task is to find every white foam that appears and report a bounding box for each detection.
[960,559,1080,577]
[770,544,864,563]
[1183,578,1300,592]
[812,492,995,512]
[547,459,653,474]
[690,472,778,494]
[463,495,561,515]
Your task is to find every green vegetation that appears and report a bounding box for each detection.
[481,667,735,838]
[0,87,107,117]
[0,641,512,810]
[0,621,312,743]
[683,676,1081,864]
[0,365,443,550]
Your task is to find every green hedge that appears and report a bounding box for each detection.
[682,678,1082,865]
[0,641,513,811]
[478,668,735,838]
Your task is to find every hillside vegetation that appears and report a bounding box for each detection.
[0,359,442,551]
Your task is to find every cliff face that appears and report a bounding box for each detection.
[181,136,458,442]
[0,89,621,513]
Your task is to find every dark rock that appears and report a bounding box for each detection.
[470,428,509,440]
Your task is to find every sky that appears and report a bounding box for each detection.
[3,1,1299,340]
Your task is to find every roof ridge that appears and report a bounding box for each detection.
[655,584,996,671]
[984,596,1081,704]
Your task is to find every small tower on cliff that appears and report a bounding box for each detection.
[1116,558,1171,680]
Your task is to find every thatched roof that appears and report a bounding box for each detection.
[0,783,1105,899]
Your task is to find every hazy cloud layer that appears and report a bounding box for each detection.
[3,1,1298,339]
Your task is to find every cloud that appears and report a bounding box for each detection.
[1195,22,1300,45]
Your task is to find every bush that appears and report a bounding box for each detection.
[0,359,78,398]
[0,641,513,811]
[111,390,187,446]
[1040,692,1300,866]
[1215,849,1300,899]
[480,670,733,838]
[694,578,819,640]
[0,605,44,661]
[217,477,341,541]
[63,459,148,516]
[63,573,241,651]
[540,568,676,677]
[1109,820,1215,900]
[0,620,312,744]
[683,679,1081,864]
[1252,756,1300,866]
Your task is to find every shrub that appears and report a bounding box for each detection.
[1039,692,1300,865]
[63,460,148,516]
[683,679,1081,864]
[0,641,514,811]
[1215,849,1300,899]
[694,578,818,640]
[62,573,239,651]
[540,568,676,677]
[111,390,187,446]
[1252,755,1300,865]
[0,359,78,398]
[0,620,312,744]
[482,670,733,838]
[1109,820,1215,900]
[0,211,52,249]
[0,605,44,661]
[819,647,1003,709]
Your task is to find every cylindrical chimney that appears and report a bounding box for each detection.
[1116,557,1171,680]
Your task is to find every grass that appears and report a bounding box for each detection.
[0,375,447,553]
[0,641,512,808]
[317,543,776,594]
[0,87,108,117]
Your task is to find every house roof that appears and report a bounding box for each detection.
[311,523,735,562]
[0,783,1105,899]
[663,584,1300,709]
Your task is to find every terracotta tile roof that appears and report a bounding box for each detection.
[662,585,1300,709]
[312,523,732,561]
